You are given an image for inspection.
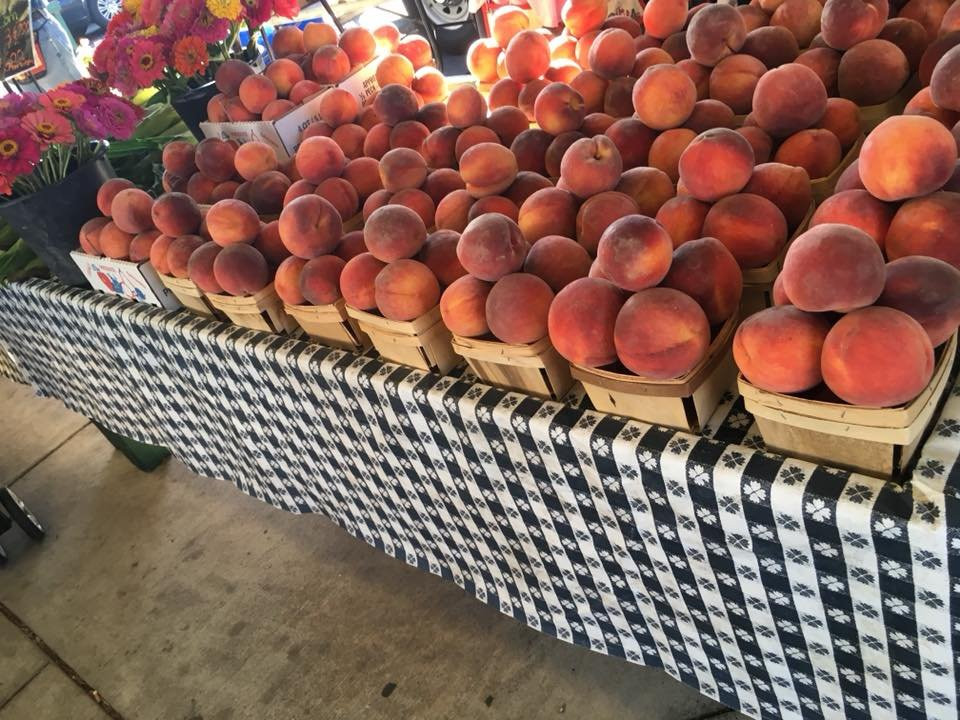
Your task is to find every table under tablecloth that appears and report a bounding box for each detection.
[1,279,957,720]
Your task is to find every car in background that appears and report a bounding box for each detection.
[55,0,117,39]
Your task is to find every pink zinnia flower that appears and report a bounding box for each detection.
[0,121,41,178]
[129,37,166,87]
[85,96,141,140]
[39,88,86,114]
[106,9,137,35]
[241,0,271,26]
[0,92,39,117]
[190,9,230,42]
[91,34,119,79]
[22,110,74,147]
[272,0,298,19]
[161,0,201,38]
[140,0,163,26]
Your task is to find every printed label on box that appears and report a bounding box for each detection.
[70,252,181,311]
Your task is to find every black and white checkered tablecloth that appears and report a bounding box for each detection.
[1,279,958,720]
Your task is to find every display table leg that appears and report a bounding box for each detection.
[92,421,171,472]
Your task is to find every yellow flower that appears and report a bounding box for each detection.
[205,0,242,20]
[123,0,142,12]
[136,25,159,37]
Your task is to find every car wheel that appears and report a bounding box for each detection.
[87,0,123,28]
[403,0,471,28]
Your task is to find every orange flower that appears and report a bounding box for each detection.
[172,36,209,77]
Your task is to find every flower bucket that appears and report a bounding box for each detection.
[171,82,220,141]
[0,146,115,287]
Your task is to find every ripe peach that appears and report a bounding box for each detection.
[733,128,772,166]
[516,79,548,120]
[488,78,523,110]
[467,38,501,82]
[504,172,553,207]
[632,64,697,130]
[810,189,894,248]
[581,112,616,135]
[742,162,813,231]
[485,106,529,147]
[78,216,109,256]
[742,26,800,68]
[446,85,487,129]
[559,135,623,199]
[885,192,960,268]
[297,255,345,305]
[708,53,767,115]
[752,63,827,137]
[587,28,636,79]
[551,34,578,64]
[931,45,960,112]
[687,4,747,67]
[491,6,529,48]
[615,287,710,378]
[233,141,278,182]
[150,192,200,238]
[859,116,957,201]
[272,26,305,58]
[822,306,934,407]
[677,58,710,100]
[900,0,950,43]
[127,228,159,263]
[363,204,427,263]
[573,191,637,256]
[505,30,551,82]
[412,67,447,104]
[359,123,390,160]
[302,122,334,141]
[414,103,445,132]
[161,141,196,178]
[595,215,673,291]
[520,234,591,292]
[97,221,133,259]
[835,159,866,193]
[703,193,788,268]
[878,18,927,72]
[195,138,239,184]
[215,59,254,96]
[96,178,134,218]
[603,76,638,118]
[838,39,910,106]
[318,87,360,129]
[388,120,429,151]
[315,177,359,220]
[333,231,366,263]
[678,128,755,202]
[543,132,583,178]
[329,123,366,159]
[440,275,492,337]
[467,196,520,224]
[277,195,343,259]
[545,60,581,84]
[510,128,552,175]
[644,0,689,40]
[820,0,887,50]
[435,190,476,232]
[312,46,351,84]
[814,98,862,152]
[183,241,222,294]
[422,168,465,205]
[211,243,269,296]
[342,252,389,310]
[163,234,204,277]
[662,32,691,61]
[304,21,339,51]
[454,126,499,162]
[734,306,832,393]
[378,147,427,193]
[485,273,554,344]
[238,74,277,114]
[515,187,578,245]
[794,47,841,96]
[877,256,960,347]
[186,173,217,204]
[458,213,529,281]
[260,99,295,122]
[265,58,305,99]
[396,35,432,69]
[648,128,697,183]
[377,53,415,88]
[905,86,960,128]
[374,259,440,320]
[111,188,154,235]
[774,129,842,179]
[365,191,390,222]
[206,93,228,122]
[390,188,435,227]
[224,97,257,122]
[616,167,675,216]
[632,48,674,78]
[561,0,606,38]
[291,137,345,186]
[252,220,289,265]
[416,229,465,287]
[662,237,742,324]
[338,26,376,67]
[275,256,307,305]
[534,82,586,135]
[770,0,822,47]
[655,196,710,249]
[684,99,736,133]
[417,126,457,170]
[373,84,419,126]
[459,143,518,198]
[565,71,603,115]
[547,277,622,366]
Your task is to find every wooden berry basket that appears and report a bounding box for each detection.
[157,274,218,317]
[570,313,739,432]
[450,334,573,400]
[810,134,864,205]
[284,299,370,351]
[859,74,921,132]
[205,283,298,334]
[740,203,815,316]
[342,213,364,232]
[739,333,957,479]
[345,305,461,374]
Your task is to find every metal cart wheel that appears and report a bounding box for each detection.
[0,488,45,541]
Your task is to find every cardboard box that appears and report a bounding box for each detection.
[199,55,384,160]
[71,252,181,311]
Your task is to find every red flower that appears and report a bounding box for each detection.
[241,0,272,26]
[0,121,41,178]
[106,9,137,35]
[172,36,209,76]
[161,0,201,38]
[91,34,119,78]
[129,37,167,87]
[190,9,230,42]
[0,174,13,196]
[272,0,298,19]
[39,88,86,114]
[22,110,74,147]
[140,0,163,26]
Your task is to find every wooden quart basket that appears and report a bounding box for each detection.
[571,314,739,432]
[451,334,573,400]
[858,74,920,132]
[158,275,218,317]
[739,333,957,479]
[205,284,298,334]
[284,299,370,351]
[345,305,461,374]
[810,134,864,205]
[740,203,815,317]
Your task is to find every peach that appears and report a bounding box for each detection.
[128,229,159,263]
[838,39,910,106]
[587,28,636,78]
[533,82,586,135]
[581,112,616,135]
[632,64,697,130]
[97,221,133,259]
[742,163,811,232]
[362,123,391,160]
[561,0,606,38]
[632,48,674,77]
[302,121,333,141]
[615,287,710,378]
[616,167,675,216]
[275,256,307,305]
[742,26,800,68]
[931,45,960,112]
[211,243,269,296]
[340,252,387,309]
[233,141,278,182]
[149,234,174,274]
[920,31,960,85]
[877,256,960,346]
[703,193,788,268]
[943,0,960,34]
[570,70,608,114]
[297,255,345,305]
[544,132,584,178]
[510,128,552,175]
[396,35,432,70]
[488,78,523,109]
[516,79,547,121]
[708,53,767,115]
[774,129,842,179]
[878,18,928,72]
[412,68,447,104]
[644,0,689,40]
[491,6,529,48]
[277,195,343,258]
[820,0,887,50]
[467,38,501,82]
[736,126,774,163]
[111,188,154,235]
[150,192,200,237]
[545,60,582,84]
[458,213,529,281]
[318,88,359,129]
[183,241,221,294]
[770,0,822,47]
[272,26,304,58]
[859,116,957,201]
[378,147,428,193]
[338,26,376,67]
[238,74,277,114]
[603,76,637,118]
[575,31,600,68]
[505,30,551,82]
[374,259,440,321]
[436,190,476,232]
[662,237,742,324]
[662,32,691,61]
[329,123,365,160]
[440,275,492,337]
[485,106,529,147]
[684,99,736,133]
[504,172,553,207]
[390,188,435,227]
[459,142,518,198]
[603,15,643,36]
[885,192,960,268]
[573,191,637,256]
[814,98,861,152]
[677,58,711,100]
[810,189,894,248]
[203,199,258,248]
[454,126,499,162]
[224,97,257,122]
[446,85,487,129]
[415,103,447,132]
[753,63,827,137]
[296,136,348,187]
[687,4,747,67]
[595,215,673,291]
[900,0,951,43]
[780,222,886,312]
[376,53,415,88]
[485,273,554,344]
[416,126,456,170]
[417,229,466,287]
[648,128,697,183]
[163,234,204,277]
[559,135,623,199]
[678,128,755,202]
[304,21,339,51]
[335,230,367,262]
[260,99,295,122]
[514,187,580,245]
[520,235,591,292]
[387,120,429,151]
[363,204,426,263]
[835,159,866,192]
[186,173,217,204]
[215,59,254,96]
[734,306,832,393]
[655,196,710,249]
[547,277,623,366]
[821,306,934,407]
[738,4,771,31]
[467,196,520,223]
[78,216,109,256]
[551,34,578,62]
[195,138,237,183]
[373,84,419,126]
[96,178,134,217]
[206,93,228,122]
[315,177,359,220]
[312,46,351,84]
[161,171,188,194]
[905,86,960,128]
[161,141,196,178]
[422,168,465,205]
[265,59,305,99]
[794,47,841,96]
[253,220,289,265]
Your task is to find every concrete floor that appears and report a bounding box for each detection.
[0,378,746,720]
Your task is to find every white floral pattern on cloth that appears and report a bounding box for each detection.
[0,279,958,720]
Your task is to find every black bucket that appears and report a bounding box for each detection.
[0,147,115,288]
[171,81,219,141]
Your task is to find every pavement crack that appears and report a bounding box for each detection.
[0,601,127,719]
[0,660,47,711]
[7,421,91,489]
